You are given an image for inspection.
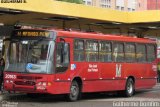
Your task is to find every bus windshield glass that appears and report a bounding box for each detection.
[5,39,55,74]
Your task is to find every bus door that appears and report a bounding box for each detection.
[54,38,71,84]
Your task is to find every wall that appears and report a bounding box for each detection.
[147,0,160,10]
[136,0,147,11]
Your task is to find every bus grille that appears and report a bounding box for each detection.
[14,81,36,86]
[17,76,42,80]
[14,87,34,91]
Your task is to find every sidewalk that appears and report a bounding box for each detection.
[156,83,160,86]
[0,95,2,101]
[154,83,160,88]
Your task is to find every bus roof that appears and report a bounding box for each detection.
[56,30,156,44]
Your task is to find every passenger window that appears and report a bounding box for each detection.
[113,43,124,62]
[99,41,112,62]
[85,40,98,62]
[147,45,156,62]
[125,44,136,62]
[74,40,85,61]
[136,44,146,62]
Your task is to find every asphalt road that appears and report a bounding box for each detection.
[0,84,160,107]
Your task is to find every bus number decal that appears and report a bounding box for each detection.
[88,64,98,72]
[116,64,122,77]
[5,74,16,79]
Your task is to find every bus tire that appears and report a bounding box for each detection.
[66,80,80,102]
[124,78,135,97]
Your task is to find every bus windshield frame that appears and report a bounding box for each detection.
[5,30,56,74]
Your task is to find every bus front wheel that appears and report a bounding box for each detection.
[66,81,80,101]
[124,78,135,97]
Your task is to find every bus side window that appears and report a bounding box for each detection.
[147,45,156,62]
[85,40,98,62]
[113,43,124,62]
[56,42,70,72]
[99,41,112,62]
[136,44,146,62]
[125,43,136,62]
[74,39,85,61]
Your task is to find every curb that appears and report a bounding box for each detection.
[156,83,160,86]
[153,83,160,88]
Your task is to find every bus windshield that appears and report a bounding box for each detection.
[5,39,55,74]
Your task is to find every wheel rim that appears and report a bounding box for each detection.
[127,82,133,94]
[71,84,79,98]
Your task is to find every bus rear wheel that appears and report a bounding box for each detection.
[66,81,80,101]
[124,78,135,97]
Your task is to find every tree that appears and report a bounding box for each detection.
[57,0,84,4]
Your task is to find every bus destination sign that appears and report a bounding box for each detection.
[15,30,50,38]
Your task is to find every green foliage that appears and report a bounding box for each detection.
[57,0,84,4]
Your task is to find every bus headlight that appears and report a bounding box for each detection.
[42,82,47,86]
[37,82,47,86]
[5,80,13,84]
[6,80,9,83]
[10,80,13,83]
[37,82,52,86]
[37,82,42,86]
[37,82,49,90]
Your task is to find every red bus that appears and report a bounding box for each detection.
[4,29,157,101]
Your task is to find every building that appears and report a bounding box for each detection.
[83,0,93,5]
[136,0,147,11]
[57,0,160,11]
[147,0,160,10]
[83,0,147,11]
